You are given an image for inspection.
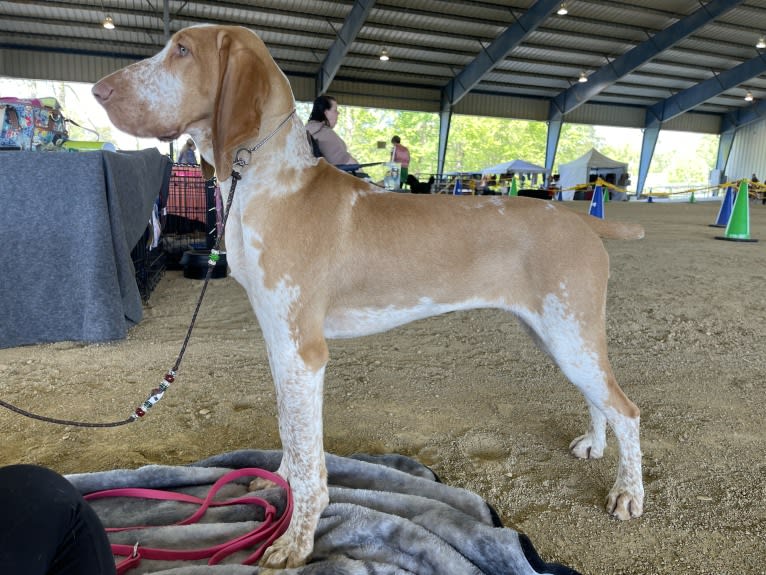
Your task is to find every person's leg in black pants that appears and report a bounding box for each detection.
[0,464,116,575]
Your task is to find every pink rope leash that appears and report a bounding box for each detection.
[84,467,292,574]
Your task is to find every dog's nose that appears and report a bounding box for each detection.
[92,81,113,103]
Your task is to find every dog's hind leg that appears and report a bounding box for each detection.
[516,295,644,520]
[558,347,643,516]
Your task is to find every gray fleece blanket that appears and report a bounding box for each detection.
[67,449,579,575]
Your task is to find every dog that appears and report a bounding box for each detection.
[93,25,645,568]
[406,173,434,194]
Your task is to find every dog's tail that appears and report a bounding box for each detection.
[578,213,645,240]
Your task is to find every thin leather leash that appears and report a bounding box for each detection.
[0,109,296,428]
[84,467,294,573]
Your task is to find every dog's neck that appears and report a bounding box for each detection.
[193,103,309,172]
[194,110,316,200]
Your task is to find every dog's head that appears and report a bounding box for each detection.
[93,25,292,180]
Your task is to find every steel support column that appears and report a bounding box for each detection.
[545,118,562,174]
[636,120,660,196]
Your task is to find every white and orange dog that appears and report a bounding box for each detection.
[94,25,645,568]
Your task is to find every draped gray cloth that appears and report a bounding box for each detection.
[67,449,580,575]
[0,149,170,348]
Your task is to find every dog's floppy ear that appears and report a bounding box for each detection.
[212,29,270,180]
[200,157,215,181]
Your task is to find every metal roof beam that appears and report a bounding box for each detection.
[316,0,376,97]
[548,0,744,121]
[646,54,766,126]
[637,48,766,194]
[440,0,560,108]
[438,0,559,170]
[720,98,766,132]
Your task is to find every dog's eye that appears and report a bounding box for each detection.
[177,43,189,57]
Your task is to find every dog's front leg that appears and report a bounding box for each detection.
[259,335,330,569]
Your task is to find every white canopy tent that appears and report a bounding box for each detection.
[558,148,628,200]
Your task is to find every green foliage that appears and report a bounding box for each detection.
[653,131,719,186]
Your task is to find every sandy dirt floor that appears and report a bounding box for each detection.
[1,199,765,574]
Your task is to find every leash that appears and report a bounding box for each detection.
[0,109,297,428]
[84,467,293,573]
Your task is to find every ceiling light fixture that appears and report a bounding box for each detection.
[757,36,766,49]
[379,48,389,61]
[102,15,115,29]
[557,3,568,16]
[578,71,588,83]
[745,91,754,102]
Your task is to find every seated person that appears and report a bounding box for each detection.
[177,138,198,164]
[306,95,357,166]
[0,464,115,574]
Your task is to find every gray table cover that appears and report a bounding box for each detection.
[0,148,170,348]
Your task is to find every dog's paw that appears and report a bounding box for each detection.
[569,433,605,459]
[259,530,312,569]
[606,487,644,520]
[248,476,278,492]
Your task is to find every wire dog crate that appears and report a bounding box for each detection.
[129,163,222,301]
[161,163,220,268]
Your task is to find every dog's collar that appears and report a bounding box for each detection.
[233,108,296,171]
